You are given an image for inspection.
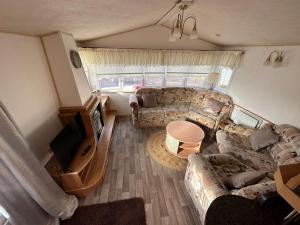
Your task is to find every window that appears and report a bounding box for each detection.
[165,73,186,87]
[91,65,233,91]
[219,67,233,88]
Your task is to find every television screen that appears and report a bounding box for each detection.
[50,113,86,172]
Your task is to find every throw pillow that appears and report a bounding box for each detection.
[250,127,279,150]
[276,150,297,165]
[223,171,266,189]
[202,98,225,116]
[142,94,157,108]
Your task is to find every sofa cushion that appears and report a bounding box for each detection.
[162,105,189,123]
[142,94,158,108]
[224,123,255,137]
[282,157,300,165]
[275,150,298,165]
[274,124,300,150]
[204,154,251,180]
[189,105,218,120]
[233,181,276,200]
[223,171,266,189]
[249,127,279,150]
[216,130,276,172]
[202,98,225,116]
[270,142,295,160]
[160,87,195,105]
[188,110,216,129]
[138,106,166,127]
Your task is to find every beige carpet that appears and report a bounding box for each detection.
[147,130,219,171]
[147,130,187,171]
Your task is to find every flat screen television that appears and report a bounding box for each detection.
[50,113,86,172]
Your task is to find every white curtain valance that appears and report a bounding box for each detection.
[79,48,242,70]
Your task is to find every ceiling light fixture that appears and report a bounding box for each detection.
[169,0,199,42]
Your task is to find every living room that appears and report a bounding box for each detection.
[0,0,299,225]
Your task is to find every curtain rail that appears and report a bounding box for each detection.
[79,46,245,54]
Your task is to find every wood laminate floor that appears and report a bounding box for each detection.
[80,116,203,225]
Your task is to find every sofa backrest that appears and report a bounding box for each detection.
[135,88,163,105]
[136,87,233,107]
[202,90,233,106]
[190,89,233,113]
[270,124,300,165]
[159,87,196,105]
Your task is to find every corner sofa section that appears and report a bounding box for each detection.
[185,124,300,223]
[129,87,233,129]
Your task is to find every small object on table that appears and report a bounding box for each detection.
[205,195,278,225]
[165,120,204,159]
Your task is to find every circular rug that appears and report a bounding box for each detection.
[146,130,187,171]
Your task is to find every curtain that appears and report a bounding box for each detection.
[0,101,78,225]
[79,48,242,70]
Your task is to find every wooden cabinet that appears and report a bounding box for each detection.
[46,95,116,197]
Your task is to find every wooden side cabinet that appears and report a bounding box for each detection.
[46,95,116,197]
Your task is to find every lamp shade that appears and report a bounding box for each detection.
[207,73,220,85]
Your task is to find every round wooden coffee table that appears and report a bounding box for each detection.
[165,120,205,159]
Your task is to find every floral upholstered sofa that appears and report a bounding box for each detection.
[185,124,300,223]
[128,87,233,129]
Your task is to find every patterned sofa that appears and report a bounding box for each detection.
[185,124,300,223]
[128,87,233,129]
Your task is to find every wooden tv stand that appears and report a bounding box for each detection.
[46,95,116,197]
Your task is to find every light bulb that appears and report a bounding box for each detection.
[173,27,181,39]
[189,24,198,39]
[173,19,181,39]
[263,55,272,66]
[169,34,176,42]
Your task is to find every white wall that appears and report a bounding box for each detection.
[79,25,219,50]
[0,32,62,160]
[105,92,132,116]
[227,46,300,128]
[42,32,91,107]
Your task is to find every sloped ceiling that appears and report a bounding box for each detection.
[0,0,300,46]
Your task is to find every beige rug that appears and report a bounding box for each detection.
[146,130,188,171]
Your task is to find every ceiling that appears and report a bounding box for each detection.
[0,0,300,46]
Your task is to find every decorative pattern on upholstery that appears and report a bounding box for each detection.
[224,123,256,137]
[129,87,233,129]
[129,94,139,127]
[274,124,300,151]
[185,153,229,223]
[160,87,195,105]
[232,181,276,200]
[203,154,253,180]
[216,130,276,172]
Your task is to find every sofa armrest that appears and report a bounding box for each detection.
[215,108,231,130]
[233,181,276,200]
[185,154,229,208]
[129,94,139,109]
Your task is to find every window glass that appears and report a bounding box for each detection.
[123,74,143,90]
[165,73,186,87]
[90,65,234,91]
[186,75,206,87]
[219,67,233,88]
[144,74,164,87]
[98,75,120,90]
